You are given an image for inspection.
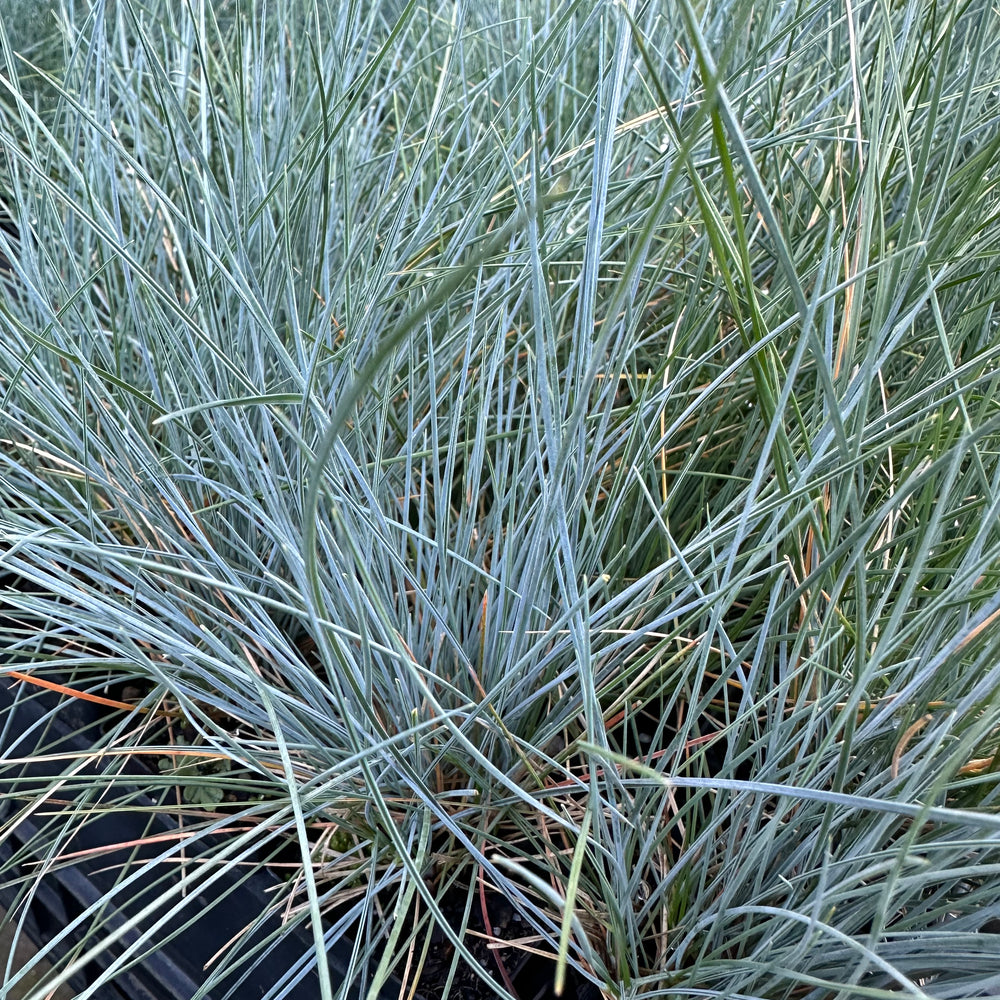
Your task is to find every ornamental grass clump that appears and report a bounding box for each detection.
[3,1,1000,998]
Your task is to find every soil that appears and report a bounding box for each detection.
[414,882,601,1000]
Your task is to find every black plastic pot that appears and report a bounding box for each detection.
[0,672,378,1000]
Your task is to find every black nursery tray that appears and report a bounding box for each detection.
[0,674,380,1000]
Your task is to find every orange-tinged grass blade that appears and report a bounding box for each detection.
[7,670,150,714]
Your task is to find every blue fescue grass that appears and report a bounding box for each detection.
[3,1,1000,998]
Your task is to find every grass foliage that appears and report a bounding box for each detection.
[3,0,1000,998]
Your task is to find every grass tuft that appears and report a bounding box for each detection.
[3,1,1000,998]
